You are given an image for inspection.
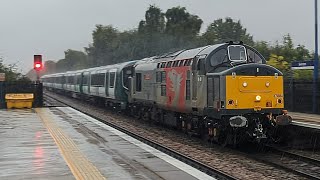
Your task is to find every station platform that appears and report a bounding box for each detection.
[0,107,215,180]
[290,111,320,129]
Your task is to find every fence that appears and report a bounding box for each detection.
[284,81,320,114]
[0,82,43,108]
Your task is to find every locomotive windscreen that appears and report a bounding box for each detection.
[228,45,247,62]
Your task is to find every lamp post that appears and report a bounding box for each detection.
[313,0,319,113]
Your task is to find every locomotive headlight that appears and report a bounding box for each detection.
[255,95,261,101]
[242,82,248,87]
[265,82,270,87]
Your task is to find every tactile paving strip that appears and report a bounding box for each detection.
[35,108,106,180]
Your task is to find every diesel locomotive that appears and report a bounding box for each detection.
[42,42,291,145]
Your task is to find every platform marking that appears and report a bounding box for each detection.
[35,108,106,180]
[59,107,217,180]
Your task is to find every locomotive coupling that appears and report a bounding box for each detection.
[229,116,248,127]
[275,110,292,126]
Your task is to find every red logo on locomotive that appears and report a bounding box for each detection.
[165,66,189,111]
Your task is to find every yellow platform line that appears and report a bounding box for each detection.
[35,108,106,180]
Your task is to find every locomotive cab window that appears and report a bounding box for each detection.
[228,45,247,62]
[210,49,228,67]
[247,48,263,64]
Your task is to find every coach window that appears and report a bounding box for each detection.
[91,74,97,86]
[161,62,166,68]
[110,72,115,88]
[62,76,66,84]
[77,75,81,84]
[73,76,77,85]
[83,74,88,85]
[94,73,105,87]
[136,73,142,92]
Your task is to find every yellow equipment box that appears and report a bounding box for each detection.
[5,93,34,109]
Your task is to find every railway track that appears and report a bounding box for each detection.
[43,91,308,180]
[248,146,320,180]
[43,92,237,180]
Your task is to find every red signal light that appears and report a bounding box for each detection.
[35,63,42,69]
[34,55,42,71]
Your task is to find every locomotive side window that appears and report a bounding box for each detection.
[156,72,161,82]
[136,73,142,92]
[228,45,247,62]
[213,77,220,108]
[161,71,166,83]
[161,85,166,96]
[186,70,191,100]
[186,80,190,100]
[208,77,214,107]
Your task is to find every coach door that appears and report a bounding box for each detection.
[108,69,116,99]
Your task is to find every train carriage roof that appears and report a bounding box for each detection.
[41,60,137,78]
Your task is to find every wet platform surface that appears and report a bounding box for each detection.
[0,107,215,180]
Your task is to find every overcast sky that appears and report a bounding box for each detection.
[0,0,315,73]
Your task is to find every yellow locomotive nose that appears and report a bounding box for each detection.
[225,75,284,110]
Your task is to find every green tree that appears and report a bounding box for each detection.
[253,41,271,60]
[86,25,120,66]
[55,50,88,72]
[138,5,165,34]
[165,6,202,37]
[203,17,254,45]
[0,57,29,81]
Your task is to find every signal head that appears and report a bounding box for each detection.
[34,55,42,71]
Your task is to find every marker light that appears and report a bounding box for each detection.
[35,63,41,68]
[243,82,248,87]
[265,82,270,87]
[255,95,261,101]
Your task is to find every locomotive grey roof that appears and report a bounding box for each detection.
[147,43,227,63]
